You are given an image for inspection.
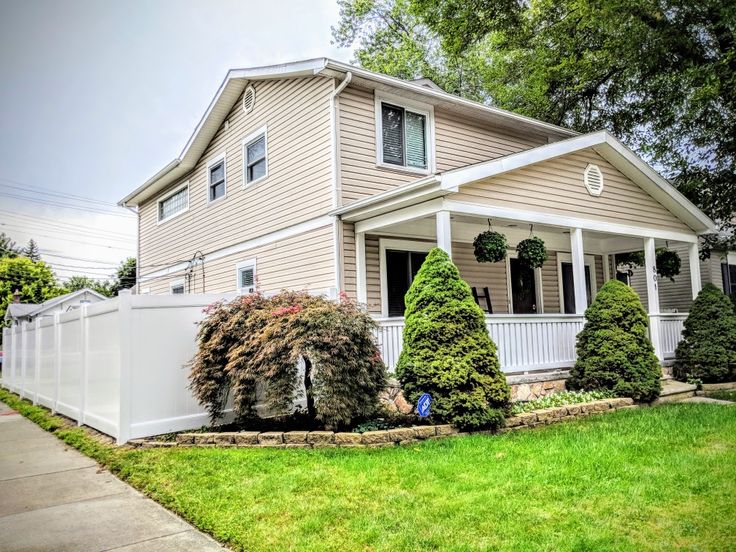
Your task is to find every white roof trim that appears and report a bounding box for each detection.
[120,57,577,207]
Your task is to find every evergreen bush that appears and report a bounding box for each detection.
[568,279,661,401]
[674,284,736,383]
[396,248,510,430]
[189,291,387,428]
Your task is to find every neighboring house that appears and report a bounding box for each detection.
[119,58,716,376]
[4,288,107,326]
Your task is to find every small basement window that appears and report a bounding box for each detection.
[378,100,430,171]
[158,184,188,222]
[208,155,226,202]
[236,259,256,294]
[243,127,267,185]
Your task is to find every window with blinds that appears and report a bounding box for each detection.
[158,186,188,222]
[245,133,267,184]
[380,102,428,170]
[208,158,226,201]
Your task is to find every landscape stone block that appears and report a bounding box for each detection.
[361,430,390,444]
[307,431,335,444]
[334,432,362,445]
[283,431,309,444]
[234,432,259,446]
[257,432,284,445]
[387,428,415,442]
[411,426,436,439]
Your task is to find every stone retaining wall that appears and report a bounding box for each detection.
[130,398,635,449]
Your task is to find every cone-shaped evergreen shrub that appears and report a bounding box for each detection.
[568,279,661,401]
[674,283,736,383]
[396,248,510,430]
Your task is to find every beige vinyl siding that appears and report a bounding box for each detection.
[142,224,334,295]
[453,150,692,233]
[338,85,550,203]
[357,239,583,316]
[342,221,357,297]
[435,111,548,172]
[542,252,560,313]
[703,254,725,291]
[138,77,334,280]
[624,243,697,313]
[452,242,509,314]
[365,235,381,313]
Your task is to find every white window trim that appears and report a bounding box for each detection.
[235,258,257,294]
[556,252,598,312]
[379,238,434,316]
[242,125,269,188]
[206,151,227,204]
[374,91,435,176]
[170,279,185,295]
[156,182,189,225]
[505,251,545,314]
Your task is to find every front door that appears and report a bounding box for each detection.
[509,258,537,313]
[561,262,592,314]
[385,249,428,316]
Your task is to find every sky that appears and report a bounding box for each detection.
[0,0,349,282]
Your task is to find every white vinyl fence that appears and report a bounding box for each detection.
[1,291,234,444]
[657,313,688,359]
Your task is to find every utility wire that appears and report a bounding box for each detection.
[0,210,135,239]
[0,178,121,208]
[0,191,134,217]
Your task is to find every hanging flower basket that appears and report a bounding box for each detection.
[656,249,681,281]
[516,236,548,269]
[473,230,507,263]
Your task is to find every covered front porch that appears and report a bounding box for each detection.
[334,133,714,375]
[359,207,699,373]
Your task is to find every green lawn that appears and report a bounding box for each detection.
[2,389,735,551]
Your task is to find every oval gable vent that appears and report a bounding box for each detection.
[584,164,604,196]
[242,85,256,114]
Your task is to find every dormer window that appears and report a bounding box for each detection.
[375,94,433,173]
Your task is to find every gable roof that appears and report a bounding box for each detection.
[119,58,577,207]
[332,131,716,235]
[4,288,108,321]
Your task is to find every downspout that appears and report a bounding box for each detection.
[329,71,352,296]
[122,204,140,294]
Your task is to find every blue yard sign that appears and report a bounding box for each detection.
[417,393,432,418]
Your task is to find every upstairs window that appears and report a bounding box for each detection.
[208,154,226,202]
[243,126,268,186]
[379,101,429,171]
[157,185,188,223]
[236,259,256,294]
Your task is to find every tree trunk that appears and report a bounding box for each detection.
[303,356,316,420]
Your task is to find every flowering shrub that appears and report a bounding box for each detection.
[511,390,615,414]
[189,291,387,428]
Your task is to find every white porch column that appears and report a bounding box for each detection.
[602,254,611,283]
[570,228,588,314]
[355,231,367,304]
[436,210,452,259]
[688,242,702,300]
[644,237,663,361]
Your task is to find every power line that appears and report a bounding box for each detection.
[0,191,134,218]
[0,179,120,208]
[1,222,135,245]
[0,210,135,239]
[0,223,133,251]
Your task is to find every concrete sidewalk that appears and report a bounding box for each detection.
[0,401,225,551]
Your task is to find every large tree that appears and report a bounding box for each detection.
[64,275,114,298]
[0,256,65,323]
[110,257,136,295]
[333,0,736,251]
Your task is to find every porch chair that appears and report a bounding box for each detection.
[472,286,493,314]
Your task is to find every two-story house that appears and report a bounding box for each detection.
[119,58,717,379]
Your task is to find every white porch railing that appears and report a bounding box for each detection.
[657,313,688,359]
[374,313,689,372]
[374,314,586,374]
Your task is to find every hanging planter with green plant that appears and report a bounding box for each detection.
[473,220,507,263]
[516,227,548,269]
[656,248,681,281]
